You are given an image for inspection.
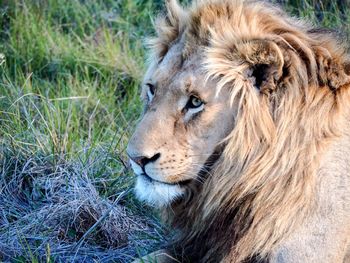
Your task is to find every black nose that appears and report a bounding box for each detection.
[130,153,161,168]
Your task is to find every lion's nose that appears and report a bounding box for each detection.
[129,153,161,169]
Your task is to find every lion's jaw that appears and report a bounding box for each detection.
[127,44,235,207]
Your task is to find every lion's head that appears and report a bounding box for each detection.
[127,24,235,207]
[127,0,350,261]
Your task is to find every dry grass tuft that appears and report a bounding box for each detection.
[0,150,164,262]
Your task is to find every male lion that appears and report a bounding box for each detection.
[127,0,350,262]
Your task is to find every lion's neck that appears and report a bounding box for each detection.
[164,181,268,263]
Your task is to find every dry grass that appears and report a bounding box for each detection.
[0,148,165,262]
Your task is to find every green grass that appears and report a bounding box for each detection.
[0,0,349,262]
[0,0,164,261]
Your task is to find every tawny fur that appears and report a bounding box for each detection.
[130,0,350,262]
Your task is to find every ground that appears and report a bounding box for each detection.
[0,0,349,262]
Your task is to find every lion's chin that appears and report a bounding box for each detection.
[134,174,185,207]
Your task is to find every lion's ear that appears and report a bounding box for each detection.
[151,0,187,58]
[237,40,285,94]
[313,47,350,91]
[165,0,183,28]
[345,61,350,76]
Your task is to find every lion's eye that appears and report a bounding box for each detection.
[186,95,203,109]
[146,82,155,101]
[183,95,204,122]
[146,83,154,96]
[146,83,155,101]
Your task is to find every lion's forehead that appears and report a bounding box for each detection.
[151,41,204,84]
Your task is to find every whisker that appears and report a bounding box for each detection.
[186,153,222,157]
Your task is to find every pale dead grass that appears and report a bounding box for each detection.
[0,149,164,262]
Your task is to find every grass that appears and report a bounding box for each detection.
[0,0,349,262]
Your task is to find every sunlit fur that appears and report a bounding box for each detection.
[140,0,350,262]
[134,175,184,207]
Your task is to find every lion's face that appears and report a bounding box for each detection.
[127,42,235,206]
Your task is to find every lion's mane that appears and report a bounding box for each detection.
[149,0,350,262]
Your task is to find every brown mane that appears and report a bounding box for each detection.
[149,0,350,262]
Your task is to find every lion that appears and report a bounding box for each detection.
[127,0,350,262]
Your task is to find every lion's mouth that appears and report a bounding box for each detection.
[139,173,191,186]
[138,147,223,187]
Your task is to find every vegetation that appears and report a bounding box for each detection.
[0,0,349,262]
